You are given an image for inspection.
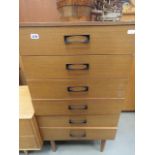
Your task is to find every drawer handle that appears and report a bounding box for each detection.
[69,119,87,124]
[66,64,89,70]
[64,35,90,44]
[67,86,89,92]
[70,133,86,138]
[68,105,88,110]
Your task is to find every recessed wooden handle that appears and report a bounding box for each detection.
[64,34,90,44]
[70,132,86,138]
[68,105,88,110]
[67,86,89,92]
[66,64,89,70]
[69,119,87,124]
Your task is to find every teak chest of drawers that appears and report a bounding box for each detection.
[20,22,135,152]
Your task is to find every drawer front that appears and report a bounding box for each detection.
[28,78,128,99]
[19,120,34,136]
[21,55,132,79]
[40,128,117,140]
[20,25,135,55]
[19,136,39,150]
[33,99,124,115]
[37,114,120,127]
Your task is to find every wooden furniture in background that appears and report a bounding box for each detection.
[19,0,60,22]
[20,22,135,151]
[19,86,42,155]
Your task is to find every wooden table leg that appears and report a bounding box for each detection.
[50,141,56,152]
[100,140,106,152]
[23,150,28,155]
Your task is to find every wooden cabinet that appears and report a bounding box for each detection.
[20,22,135,151]
[19,86,42,152]
[20,0,60,22]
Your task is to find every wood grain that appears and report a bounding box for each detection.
[30,117,43,148]
[19,86,42,150]
[21,55,132,79]
[19,120,34,136]
[37,114,120,127]
[19,86,34,119]
[19,117,43,150]
[19,22,135,146]
[39,128,117,140]
[33,99,124,115]
[20,21,135,27]
[20,136,37,150]
[28,78,128,99]
[20,0,60,22]
[123,55,135,111]
[20,25,135,55]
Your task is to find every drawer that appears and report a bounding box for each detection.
[19,136,40,150]
[33,99,124,115]
[28,78,128,99]
[40,128,117,140]
[37,114,120,127]
[20,25,135,55]
[21,55,132,79]
[19,120,34,136]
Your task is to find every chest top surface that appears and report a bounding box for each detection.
[20,21,135,27]
[19,86,34,119]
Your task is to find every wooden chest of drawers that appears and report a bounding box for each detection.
[20,22,135,151]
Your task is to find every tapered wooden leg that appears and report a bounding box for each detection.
[23,150,28,155]
[50,141,56,152]
[100,140,106,152]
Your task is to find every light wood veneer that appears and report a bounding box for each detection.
[20,22,135,151]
